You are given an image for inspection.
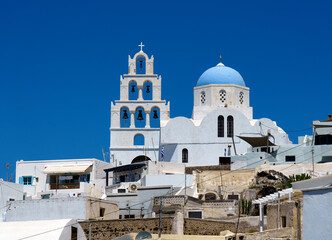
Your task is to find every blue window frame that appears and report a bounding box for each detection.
[19,176,33,185]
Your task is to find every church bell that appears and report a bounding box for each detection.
[146,85,150,93]
[137,110,144,120]
[152,110,158,119]
[122,110,129,119]
[131,85,135,93]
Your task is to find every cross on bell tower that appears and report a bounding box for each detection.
[139,42,145,52]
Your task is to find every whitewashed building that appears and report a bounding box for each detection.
[16,158,110,199]
[110,44,291,167]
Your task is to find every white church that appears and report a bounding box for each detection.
[109,44,291,167]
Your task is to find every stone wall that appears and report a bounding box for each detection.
[267,200,301,229]
[245,227,295,240]
[80,216,261,239]
[80,217,174,240]
[183,218,259,235]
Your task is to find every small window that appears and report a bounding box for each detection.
[182,148,188,163]
[228,194,239,200]
[219,90,226,103]
[124,214,135,219]
[118,189,126,193]
[281,216,287,227]
[9,198,15,201]
[239,92,244,104]
[285,156,296,162]
[200,91,206,104]
[134,134,145,146]
[20,176,33,186]
[100,207,105,217]
[188,211,202,219]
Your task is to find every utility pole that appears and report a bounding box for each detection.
[277,192,280,229]
[311,126,316,177]
[158,197,163,238]
[311,148,315,176]
[184,172,187,197]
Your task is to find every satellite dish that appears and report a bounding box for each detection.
[135,231,152,239]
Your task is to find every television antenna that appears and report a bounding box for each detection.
[5,163,12,181]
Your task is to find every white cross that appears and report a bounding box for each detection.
[139,42,145,52]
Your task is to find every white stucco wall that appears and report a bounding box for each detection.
[5,196,118,222]
[0,180,24,222]
[141,174,193,188]
[0,219,86,240]
[161,107,290,167]
[302,188,332,240]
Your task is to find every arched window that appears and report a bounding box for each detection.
[219,90,226,103]
[200,91,206,104]
[120,107,130,128]
[143,81,152,100]
[239,92,244,104]
[129,81,138,100]
[134,134,145,146]
[135,107,146,128]
[182,148,188,163]
[150,107,160,128]
[227,116,234,137]
[218,116,224,137]
[136,57,146,74]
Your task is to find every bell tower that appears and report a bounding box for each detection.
[110,43,170,166]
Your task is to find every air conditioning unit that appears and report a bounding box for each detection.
[128,183,139,193]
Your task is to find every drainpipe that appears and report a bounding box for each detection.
[277,192,280,229]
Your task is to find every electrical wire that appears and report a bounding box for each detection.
[13,133,332,239]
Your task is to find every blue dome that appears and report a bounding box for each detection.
[196,64,245,87]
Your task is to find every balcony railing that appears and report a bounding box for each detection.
[49,182,80,190]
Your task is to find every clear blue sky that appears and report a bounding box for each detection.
[1,0,331,180]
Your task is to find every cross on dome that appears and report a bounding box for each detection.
[217,55,224,66]
[139,42,145,52]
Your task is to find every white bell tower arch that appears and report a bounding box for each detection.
[110,43,170,166]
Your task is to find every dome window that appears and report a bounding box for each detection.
[239,92,244,104]
[219,90,226,103]
[201,91,206,104]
